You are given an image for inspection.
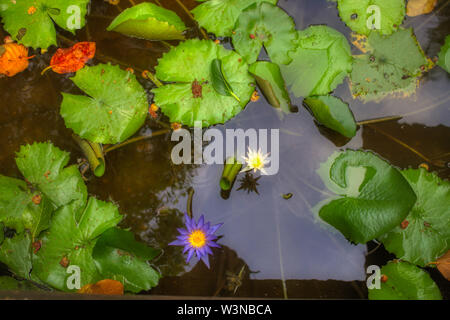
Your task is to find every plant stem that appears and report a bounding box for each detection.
[357,115,402,126]
[220,157,243,191]
[103,129,170,154]
[368,124,446,168]
[173,0,209,40]
[187,187,195,218]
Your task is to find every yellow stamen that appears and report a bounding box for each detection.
[188,230,206,248]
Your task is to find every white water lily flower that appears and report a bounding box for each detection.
[242,147,270,175]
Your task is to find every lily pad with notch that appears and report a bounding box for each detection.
[232,2,297,65]
[152,39,254,127]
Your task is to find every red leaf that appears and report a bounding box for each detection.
[43,42,96,75]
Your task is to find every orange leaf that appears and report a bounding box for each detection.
[78,279,124,295]
[407,0,438,17]
[44,42,96,75]
[436,250,450,281]
[0,42,32,77]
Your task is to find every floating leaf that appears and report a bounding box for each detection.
[192,0,278,37]
[0,0,90,49]
[210,58,240,102]
[107,2,186,41]
[32,199,123,291]
[43,42,96,75]
[16,142,87,210]
[152,40,254,127]
[92,228,161,293]
[304,96,357,138]
[380,168,450,266]
[437,35,450,73]
[350,28,430,102]
[317,150,416,244]
[232,2,297,65]
[281,26,353,98]
[0,232,32,279]
[248,61,293,113]
[436,250,450,281]
[78,279,124,295]
[0,42,33,77]
[60,63,149,144]
[368,261,442,300]
[407,0,438,17]
[336,0,405,36]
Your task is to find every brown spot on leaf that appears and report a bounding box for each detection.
[380,274,388,283]
[60,256,69,268]
[401,220,409,229]
[32,240,41,254]
[191,79,203,98]
[32,194,41,205]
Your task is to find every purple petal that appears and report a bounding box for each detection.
[169,239,186,246]
[201,254,210,269]
[177,228,189,235]
[205,246,213,255]
[186,248,195,263]
[208,223,223,235]
[198,215,205,229]
[209,241,221,248]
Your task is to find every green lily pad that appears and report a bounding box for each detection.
[107,2,186,41]
[281,26,353,98]
[192,0,278,37]
[93,228,161,293]
[0,232,32,279]
[304,96,357,138]
[0,0,90,49]
[437,35,450,73]
[232,2,297,65]
[32,198,123,291]
[380,168,450,266]
[16,142,87,210]
[152,39,254,127]
[60,64,149,144]
[336,0,405,36]
[369,261,442,300]
[248,61,293,114]
[317,150,416,244]
[350,28,430,102]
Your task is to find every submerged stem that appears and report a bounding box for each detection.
[368,124,446,168]
[187,187,195,218]
[357,115,402,126]
[103,129,170,154]
[173,0,209,40]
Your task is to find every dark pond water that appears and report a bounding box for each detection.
[0,0,449,298]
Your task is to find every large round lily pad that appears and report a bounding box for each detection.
[152,39,254,127]
[60,64,149,144]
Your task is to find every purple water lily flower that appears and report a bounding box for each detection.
[169,214,223,269]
